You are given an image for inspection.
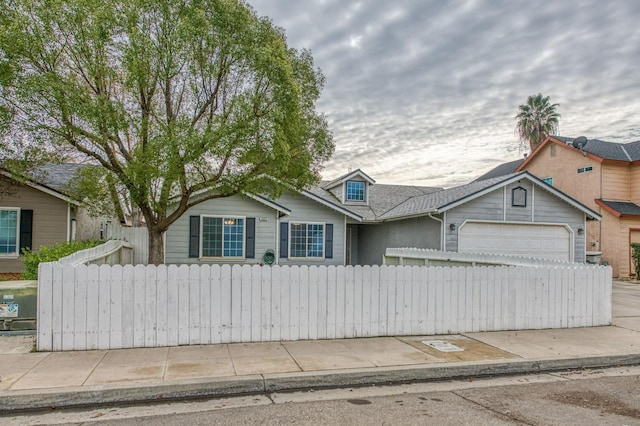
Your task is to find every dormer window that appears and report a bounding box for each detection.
[346,181,365,202]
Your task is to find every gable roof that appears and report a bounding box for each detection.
[377,171,600,221]
[517,136,640,172]
[299,188,365,221]
[322,169,375,190]
[0,163,85,204]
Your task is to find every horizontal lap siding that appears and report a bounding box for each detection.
[446,189,505,252]
[0,184,69,273]
[165,195,278,265]
[631,167,640,205]
[276,192,346,266]
[602,164,630,201]
[357,217,441,266]
[533,186,587,262]
[446,183,586,262]
[37,263,613,351]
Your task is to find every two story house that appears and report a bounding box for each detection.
[511,135,640,277]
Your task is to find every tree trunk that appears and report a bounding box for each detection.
[147,226,165,265]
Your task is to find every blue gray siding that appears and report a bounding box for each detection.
[276,192,346,266]
[355,216,441,266]
[445,181,586,261]
[165,192,347,266]
[165,195,278,265]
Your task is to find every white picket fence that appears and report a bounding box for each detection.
[384,248,575,267]
[36,263,612,351]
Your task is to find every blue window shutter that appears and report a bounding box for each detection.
[246,218,255,258]
[19,210,33,253]
[280,222,288,258]
[325,223,333,259]
[189,216,200,258]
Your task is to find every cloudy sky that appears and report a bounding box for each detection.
[248,0,640,187]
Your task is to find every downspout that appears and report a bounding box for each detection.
[427,212,444,251]
[66,204,71,242]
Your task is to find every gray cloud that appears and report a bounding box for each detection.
[249,0,640,187]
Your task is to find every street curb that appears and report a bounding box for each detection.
[1,354,640,413]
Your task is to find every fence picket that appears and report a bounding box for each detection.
[166,265,180,346]
[109,265,123,349]
[122,265,136,348]
[36,263,613,351]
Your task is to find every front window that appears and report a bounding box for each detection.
[346,181,365,202]
[0,209,18,256]
[201,216,244,257]
[290,223,324,258]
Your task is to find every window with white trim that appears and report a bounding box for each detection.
[345,181,365,202]
[290,222,324,258]
[201,216,244,257]
[0,208,19,256]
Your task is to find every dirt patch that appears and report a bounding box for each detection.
[549,390,640,418]
[0,273,23,281]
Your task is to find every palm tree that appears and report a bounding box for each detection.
[516,93,560,152]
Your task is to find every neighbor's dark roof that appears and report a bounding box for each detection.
[596,199,640,217]
[553,136,640,162]
[28,163,86,195]
[473,159,524,182]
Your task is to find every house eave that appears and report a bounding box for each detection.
[437,172,601,221]
[300,189,364,222]
[0,170,81,205]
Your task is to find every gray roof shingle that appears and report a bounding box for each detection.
[379,173,515,220]
[308,182,442,221]
[554,136,640,161]
[597,200,640,216]
[28,163,86,195]
[474,159,524,182]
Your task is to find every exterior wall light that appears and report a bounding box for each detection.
[578,228,584,235]
[449,223,456,231]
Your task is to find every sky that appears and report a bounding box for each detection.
[247,0,640,188]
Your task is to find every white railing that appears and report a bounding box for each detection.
[384,248,575,267]
[57,240,133,266]
[37,263,612,351]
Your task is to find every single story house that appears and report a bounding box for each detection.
[165,169,600,266]
[0,164,84,273]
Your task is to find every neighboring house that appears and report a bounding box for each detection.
[165,169,600,266]
[510,135,640,278]
[0,164,84,273]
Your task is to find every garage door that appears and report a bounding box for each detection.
[458,222,571,261]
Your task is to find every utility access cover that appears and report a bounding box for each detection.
[421,340,464,352]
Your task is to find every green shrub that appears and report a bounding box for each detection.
[21,240,102,280]
[631,243,640,279]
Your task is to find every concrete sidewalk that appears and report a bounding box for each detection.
[1,281,639,412]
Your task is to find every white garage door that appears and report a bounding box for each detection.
[458,222,572,261]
